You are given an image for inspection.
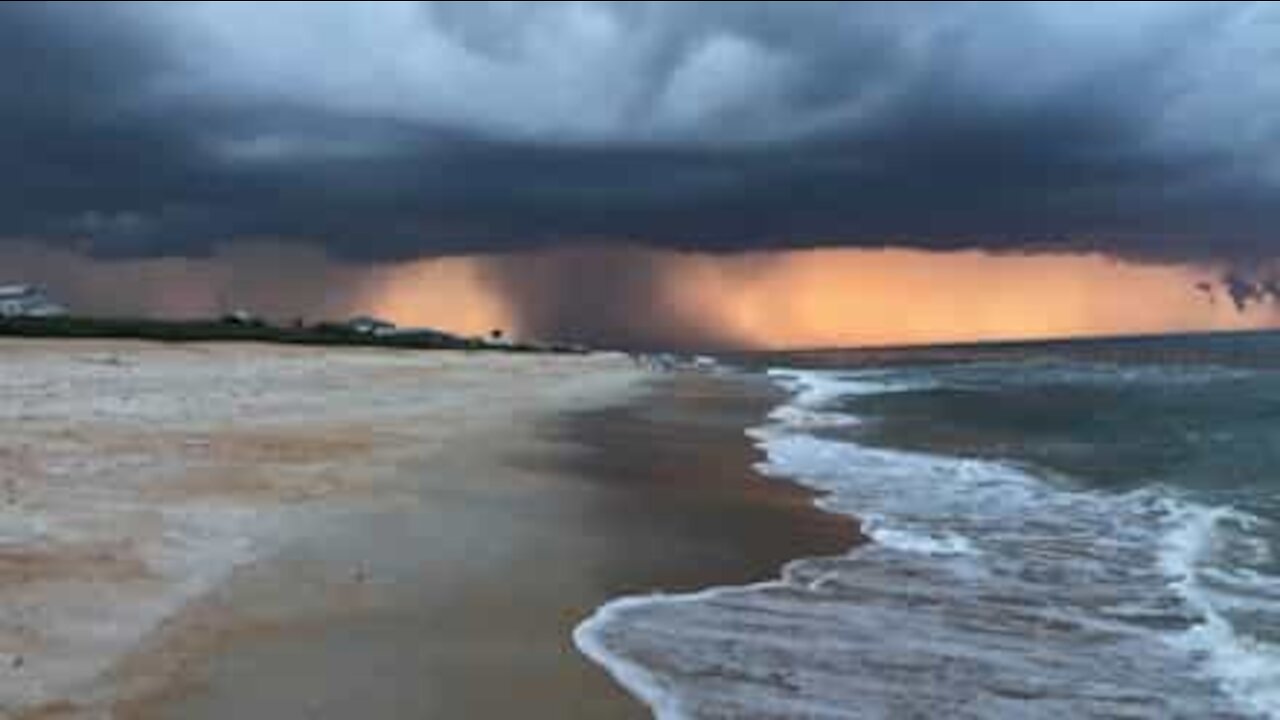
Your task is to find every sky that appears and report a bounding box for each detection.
[1,1,1279,348]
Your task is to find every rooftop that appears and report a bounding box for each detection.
[0,284,40,298]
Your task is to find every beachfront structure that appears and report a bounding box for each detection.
[221,309,265,326]
[0,284,68,318]
[347,315,397,335]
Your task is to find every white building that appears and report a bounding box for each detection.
[0,285,68,319]
[346,315,397,335]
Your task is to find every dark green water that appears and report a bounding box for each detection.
[780,332,1280,715]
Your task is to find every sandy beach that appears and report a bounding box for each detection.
[0,340,855,719]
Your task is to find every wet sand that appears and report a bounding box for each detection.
[114,373,857,719]
[541,371,860,597]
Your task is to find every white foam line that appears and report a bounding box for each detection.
[574,579,788,720]
[574,367,908,717]
[579,365,1280,718]
[1160,501,1280,718]
[574,595,689,720]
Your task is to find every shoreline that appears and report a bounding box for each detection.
[576,364,1255,718]
[110,371,853,718]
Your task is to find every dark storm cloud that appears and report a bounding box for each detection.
[1,1,1279,263]
[1222,269,1280,312]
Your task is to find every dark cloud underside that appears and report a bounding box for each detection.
[0,1,1277,263]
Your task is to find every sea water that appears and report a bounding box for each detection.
[577,333,1280,719]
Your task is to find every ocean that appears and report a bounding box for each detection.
[577,332,1280,719]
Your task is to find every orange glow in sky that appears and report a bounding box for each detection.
[364,246,1278,349]
[2,240,1275,349]
[358,256,509,337]
[655,248,1276,349]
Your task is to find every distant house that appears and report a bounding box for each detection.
[346,315,397,335]
[221,309,265,326]
[0,284,68,318]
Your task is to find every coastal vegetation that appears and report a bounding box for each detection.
[0,315,581,353]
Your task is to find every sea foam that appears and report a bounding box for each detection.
[1161,501,1280,717]
[577,367,1275,719]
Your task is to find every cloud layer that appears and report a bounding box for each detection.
[1,1,1278,262]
